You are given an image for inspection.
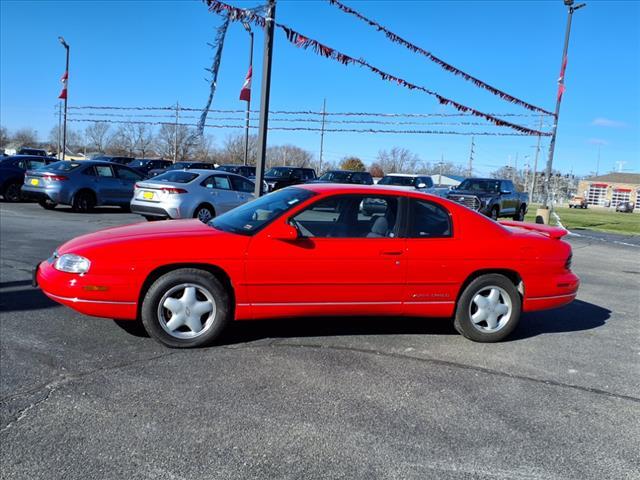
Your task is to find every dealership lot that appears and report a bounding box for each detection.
[1,202,639,479]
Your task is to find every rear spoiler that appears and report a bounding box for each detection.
[499,220,568,239]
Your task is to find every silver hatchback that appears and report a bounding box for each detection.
[130,169,255,222]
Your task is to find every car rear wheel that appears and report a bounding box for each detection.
[490,206,499,220]
[512,205,526,221]
[3,182,22,202]
[141,268,230,348]
[38,199,57,210]
[72,190,96,213]
[454,274,521,342]
[193,204,215,223]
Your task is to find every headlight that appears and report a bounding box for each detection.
[54,253,91,274]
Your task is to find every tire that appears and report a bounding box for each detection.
[453,274,521,343]
[38,199,57,210]
[72,190,96,213]
[490,206,499,220]
[3,182,22,202]
[193,204,215,223]
[141,268,231,348]
[512,205,526,221]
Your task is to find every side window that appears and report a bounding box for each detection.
[95,165,115,177]
[115,167,143,181]
[82,166,96,176]
[409,200,452,238]
[28,159,47,169]
[292,195,398,239]
[16,159,26,169]
[230,176,254,193]
[203,175,232,190]
[351,173,362,184]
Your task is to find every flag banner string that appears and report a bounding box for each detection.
[204,0,551,137]
[68,111,550,128]
[68,105,544,118]
[68,118,540,136]
[327,0,553,116]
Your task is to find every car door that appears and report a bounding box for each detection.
[114,166,145,204]
[501,180,517,215]
[245,193,406,318]
[202,174,238,213]
[403,198,460,318]
[230,175,255,207]
[91,164,121,205]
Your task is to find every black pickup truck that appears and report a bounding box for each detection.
[446,178,529,221]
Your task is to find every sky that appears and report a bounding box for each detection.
[1,0,639,177]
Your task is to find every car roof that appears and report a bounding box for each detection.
[384,173,421,178]
[296,183,425,195]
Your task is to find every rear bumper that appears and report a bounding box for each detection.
[21,185,64,203]
[36,261,138,320]
[130,202,172,218]
[522,272,580,312]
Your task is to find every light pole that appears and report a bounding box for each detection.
[543,0,586,208]
[242,21,254,166]
[58,36,69,160]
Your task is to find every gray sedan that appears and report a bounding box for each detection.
[21,160,145,212]
[130,170,255,222]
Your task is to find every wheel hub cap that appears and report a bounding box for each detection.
[157,283,216,339]
[469,286,512,333]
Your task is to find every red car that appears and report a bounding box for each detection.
[35,184,579,348]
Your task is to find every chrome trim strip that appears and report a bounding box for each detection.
[238,300,455,307]
[527,293,576,301]
[45,292,136,305]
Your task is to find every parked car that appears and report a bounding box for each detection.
[216,164,256,178]
[21,160,145,212]
[569,196,587,209]
[447,178,529,221]
[0,155,57,202]
[615,201,635,213]
[147,161,216,178]
[365,174,438,214]
[264,166,316,191]
[127,159,173,176]
[17,147,48,157]
[130,169,255,222]
[35,184,579,348]
[92,155,134,165]
[310,170,374,185]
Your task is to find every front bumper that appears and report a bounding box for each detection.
[35,260,138,319]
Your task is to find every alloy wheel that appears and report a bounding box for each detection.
[468,285,512,333]
[157,283,216,340]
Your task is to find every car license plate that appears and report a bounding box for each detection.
[30,178,39,186]
[143,191,154,200]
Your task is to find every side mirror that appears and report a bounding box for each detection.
[268,221,299,240]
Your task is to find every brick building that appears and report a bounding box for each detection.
[576,173,640,207]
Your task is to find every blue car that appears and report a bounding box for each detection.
[21,160,145,212]
[0,155,57,202]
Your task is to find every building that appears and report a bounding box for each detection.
[576,173,640,207]
[430,174,465,187]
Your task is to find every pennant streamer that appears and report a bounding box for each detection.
[204,0,551,137]
[327,0,553,116]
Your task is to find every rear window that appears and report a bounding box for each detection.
[378,176,415,186]
[151,171,199,184]
[45,161,82,172]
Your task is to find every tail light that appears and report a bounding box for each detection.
[43,174,68,182]
[161,187,187,194]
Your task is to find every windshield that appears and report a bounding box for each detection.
[319,171,349,182]
[165,162,190,170]
[210,187,315,235]
[378,176,415,186]
[43,161,82,172]
[457,179,500,193]
[128,160,148,168]
[265,167,293,178]
[150,171,198,184]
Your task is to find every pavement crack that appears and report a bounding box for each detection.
[0,383,57,433]
[270,342,640,404]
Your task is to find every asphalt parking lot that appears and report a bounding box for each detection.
[1,202,639,480]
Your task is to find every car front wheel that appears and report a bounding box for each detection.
[3,182,22,202]
[454,274,521,342]
[141,268,230,348]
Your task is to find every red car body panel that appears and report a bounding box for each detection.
[36,184,579,323]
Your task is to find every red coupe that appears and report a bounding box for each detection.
[35,184,579,348]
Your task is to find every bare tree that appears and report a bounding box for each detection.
[193,134,216,163]
[376,147,420,174]
[219,133,258,165]
[267,144,313,168]
[133,124,154,158]
[48,126,84,154]
[85,122,110,153]
[155,124,200,160]
[369,163,384,178]
[12,128,38,147]
[109,124,138,157]
[0,126,8,150]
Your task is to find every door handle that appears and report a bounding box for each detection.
[380,250,403,256]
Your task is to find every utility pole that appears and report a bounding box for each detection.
[530,116,543,202]
[514,152,518,183]
[467,136,474,177]
[242,22,254,166]
[543,0,586,208]
[319,98,326,174]
[254,0,276,197]
[174,101,179,162]
[58,37,69,160]
[57,102,62,159]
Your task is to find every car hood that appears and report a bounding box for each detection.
[58,219,229,255]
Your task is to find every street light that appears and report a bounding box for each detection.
[542,0,586,209]
[241,21,254,167]
[58,36,70,160]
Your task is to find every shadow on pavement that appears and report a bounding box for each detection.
[0,280,33,289]
[53,206,131,215]
[0,287,56,313]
